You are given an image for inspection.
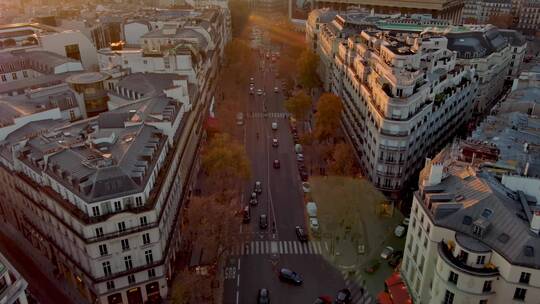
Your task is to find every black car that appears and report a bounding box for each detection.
[273,159,280,169]
[295,226,308,242]
[242,205,250,223]
[279,268,303,285]
[334,288,352,304]
[259,214,268,229]
[257,288,270,304]
[300,170,309,182]
[313,297,332,304]
[388,251,403,268]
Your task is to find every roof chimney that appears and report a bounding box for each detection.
[426,162,444,186]
[531,211,540,234]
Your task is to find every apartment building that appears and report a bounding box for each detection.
[0,23,98,70]
[0,9,226,304]
[401,144,540,304]
[0,251,29,304]
[516,0,540,36]
[461,0,512,24]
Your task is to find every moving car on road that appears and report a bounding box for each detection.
[272,138,279,147]
[257,288,270,304]
[313,296,332,304]
[278,268,303,285]
[254,181,262,194]
[295,226,308,242]
[335,288,352,304]
[380,246,394,260]
[274,86,279,93]
[271,122,278,130]
[273,159,280,169]
[250,192,258,206]
[259,214,268,229]
[242,205,250,223]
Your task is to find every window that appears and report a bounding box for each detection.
[1,75,6,82]
[520,272,531,284]
[121,239,130,251]
[124,60,128,64]
[476,255,486,265]
[145,250,153,264]
[483,280,492,292]
[148,268,156,278]
[448,271,458,285]
[514,288,527,301]
[140,216,148,226]
[458,250,468,263]
[143,233,150,245]
[135,196,143,206]
[102,261,112,276]
[65,44,81,61]
[12,73,17,80]
[106,280,115,290]
[479,300,487,304]
[22,71,28,78]
[92,206,100,217]
[128,274,136,284]
[95,227,104,237]
[124,256,133,270]
[143,60,148,65]
[118,221,126,232]
[443,290,454,304]
[98,244,108,256]
[114,201,121,211]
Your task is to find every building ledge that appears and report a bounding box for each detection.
[438,241,499,277]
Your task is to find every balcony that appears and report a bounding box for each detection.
[379,158,405,165]
[87,222,158,243]
[438,242,499,277]
[379,144,407,151]
[380,129,409,137]
[376,170,403,178]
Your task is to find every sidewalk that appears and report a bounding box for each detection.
[0,222,88,304]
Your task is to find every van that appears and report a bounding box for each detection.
[236,112,244,126]
[295,144,303,154]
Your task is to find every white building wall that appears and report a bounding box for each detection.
[39,31,98,70]
[123,23,150,46]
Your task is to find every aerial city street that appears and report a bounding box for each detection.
[0,0,540,304]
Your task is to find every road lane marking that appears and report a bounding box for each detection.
[237,274,240,287]
[236,291,239,304]
[237,258,241,270]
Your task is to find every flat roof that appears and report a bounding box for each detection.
[66,72,110,84]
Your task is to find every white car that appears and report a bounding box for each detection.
[257,89,263,96]
[271,122,278,130]
[296,153,304,162]
[403,217,410,226]
[381,246,394,260]
[309,217,319,232]
[302,182,311,193]
[274,87,279,93]
[394,225,406,238]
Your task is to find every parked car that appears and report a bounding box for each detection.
[236,112,244,126]
[272,138,279,147]
[254,181,262,194]
[257,288,270,304]
[250,87,255,95]
[259,214,268,229]
[302,182,311,193]
[296,153,304,162]
[250,77,255,85]
[388,251,403,268]
[380,246,394,260]
[242,205,251,223]
[250,192,258,206]
[364,260,381,274]
[300,170,309,182]
[402,217,410,226]
[335,288,352,304]
[394,225,406,238]
[274,86,279,93]
[279,268,303,285]
[309,218,319,233]
[273,159,280,169]
[257,89,263,96]
[294,144,303,153]
[295,226,308,242]
[271,122,278,130]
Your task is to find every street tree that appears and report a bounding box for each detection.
[229,0,251,37]
[328,142,357,176]
[314,93,343,142]
[487,14,514,29]
[285,91,312,121]
[201,132,251,198]
[225,39,253,83]
[171,269,213,304]
[297,48,320,92]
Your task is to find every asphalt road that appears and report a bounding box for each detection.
[222,46,352,304]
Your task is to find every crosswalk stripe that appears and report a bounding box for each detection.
[232,241,330,256]
[250,241,255,254]
[315,241,322,254]
[308,242,314,254]
[293,242,298,254]
[265,241,270,253]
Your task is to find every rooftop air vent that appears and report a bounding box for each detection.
[524,246,535,257]
[462,215,472,225]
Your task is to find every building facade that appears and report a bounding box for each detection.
[401,146,540,304]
